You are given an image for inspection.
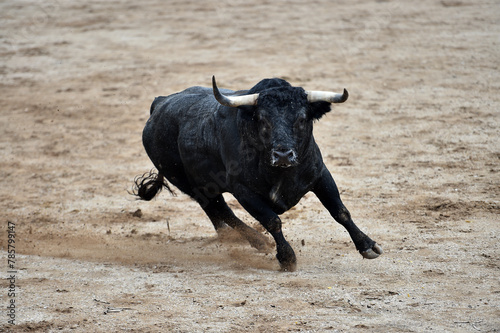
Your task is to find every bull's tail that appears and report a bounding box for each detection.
[131,169,175,201]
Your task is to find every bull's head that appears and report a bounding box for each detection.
[212,76,348,168]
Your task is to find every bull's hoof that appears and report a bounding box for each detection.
[360,243,383,259]
[278,258,297,272]
[276,243,297,272]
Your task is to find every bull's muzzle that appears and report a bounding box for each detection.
[271,148,297,168]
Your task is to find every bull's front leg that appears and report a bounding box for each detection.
[233,184,297,271]
[313,168,383,259]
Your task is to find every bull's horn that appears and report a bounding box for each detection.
[212,76,259,107]
[306,88,349,103]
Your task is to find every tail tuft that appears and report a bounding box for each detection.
[130,170,175,201]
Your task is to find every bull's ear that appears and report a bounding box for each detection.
[308,101,332,120]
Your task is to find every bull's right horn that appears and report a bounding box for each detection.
[306,88,349,103]
[212,76,259,107]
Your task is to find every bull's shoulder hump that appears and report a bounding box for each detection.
[148,85,244,117]
[150,96,169,115]
[149,87,213,114]
[180,86,213,95]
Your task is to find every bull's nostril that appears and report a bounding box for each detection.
[272,149,296,167]
[273,150,288,159]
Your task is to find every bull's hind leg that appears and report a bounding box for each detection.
[202,195,273,253]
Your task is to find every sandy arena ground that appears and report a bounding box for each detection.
[1,0,499,332]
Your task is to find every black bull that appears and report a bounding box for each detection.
[133,76,382,271]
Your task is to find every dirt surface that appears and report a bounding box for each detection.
[1,0,499,332]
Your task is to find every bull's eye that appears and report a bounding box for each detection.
[295,117,307,131]
[257,116,271,140]
[261,122,271,134]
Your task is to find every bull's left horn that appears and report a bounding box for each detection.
[212,76,259,107]
[306,88,349,104]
